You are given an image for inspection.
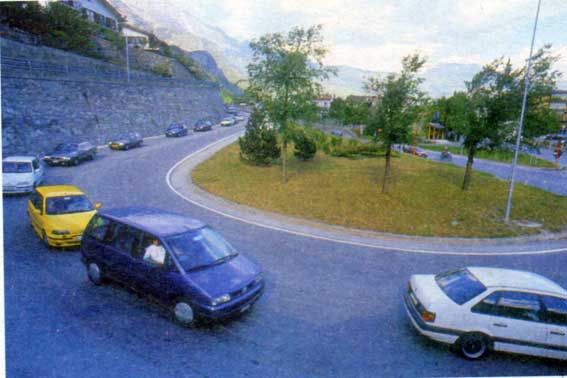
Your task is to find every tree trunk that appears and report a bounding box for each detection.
[382,145,392,193]
[282,138,288,183]
[462,146,476,191]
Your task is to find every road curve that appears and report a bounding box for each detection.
[4,122,567,378]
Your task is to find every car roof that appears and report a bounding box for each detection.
[98,207,206,238]
[35,185,85,197]
[3,156,36,162]
[468,267,567,296]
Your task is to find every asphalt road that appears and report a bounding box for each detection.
[4,122,567,377]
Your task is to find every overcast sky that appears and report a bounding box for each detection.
[177,0,567,74]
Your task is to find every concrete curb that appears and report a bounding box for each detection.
[166,133,567,255]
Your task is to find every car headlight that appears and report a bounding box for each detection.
[52,230,70,235]
[211,294,231,306]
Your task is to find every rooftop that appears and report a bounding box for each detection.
[100,207,206,237]
[35,185,85,197]
[469,267,567,296]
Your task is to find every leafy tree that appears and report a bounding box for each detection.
[451,46,560,190]
[238,109,280,165]
[45,2,95,55]
[329,98,346,124]
[247,25,335,182]
[364,54,427,193]
[293,131,317,160]
[344,97,371,125]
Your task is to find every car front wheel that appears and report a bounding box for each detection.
[173,300,195,327]
[458,333,490,360]
[87,262,105,285]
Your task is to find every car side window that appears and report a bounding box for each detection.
[107,224,141,255]
[496,291,543,322]
[471,291,500,316]
[30,192,43,212]
[139,233,172,269]
[542,296,567,326]
[86,215,111,242]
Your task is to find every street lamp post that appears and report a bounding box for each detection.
[125,34,130,83]
[504,0,542,223]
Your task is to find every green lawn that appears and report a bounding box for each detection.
[192,143,567,238]
[418,144,555,168]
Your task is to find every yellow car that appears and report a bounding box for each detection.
[27,185,101,248]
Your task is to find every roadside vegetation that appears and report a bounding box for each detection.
[193,143,567,238]
[417,144,555,168]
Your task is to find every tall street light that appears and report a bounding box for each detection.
[504,0,542,223]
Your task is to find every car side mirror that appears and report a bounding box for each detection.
[94,203,102,209]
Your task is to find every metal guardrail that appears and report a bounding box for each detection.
[1,56,219,88]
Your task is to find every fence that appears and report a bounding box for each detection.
[1,56,219,88]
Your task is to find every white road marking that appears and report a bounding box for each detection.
[166,134,567,256]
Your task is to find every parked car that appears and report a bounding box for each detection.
[194,119,213,132]
[220,117,235,127]
[3,155,44,194]
[27,185,101,248]
[109,132,143,150]
[330,130,343,137]
[165,123,189,137]
[404,267,567,361]
[44,142,97,166]
[402,145,428,158]
[81,207,264,326]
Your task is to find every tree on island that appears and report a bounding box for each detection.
[246,25,335,183]
[364,54,427,193]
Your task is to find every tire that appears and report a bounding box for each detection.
[42,230,51,249]
[87,262,105,285]
[173,300,195,327]
[124,144,130,150]
[72,158,79,166]
[458,333,490,360]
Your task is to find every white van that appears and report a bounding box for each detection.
[3,156,44,194]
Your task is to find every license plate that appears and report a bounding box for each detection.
[240,304,251,313]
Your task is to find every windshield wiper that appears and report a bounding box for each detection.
[187,254,238,272]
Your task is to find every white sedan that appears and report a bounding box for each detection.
[404,267,567,361]
[3,155,44,194]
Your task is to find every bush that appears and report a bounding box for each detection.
[293,131,317,160]
[153,62,172,77]
[101,27,124,49]
[239,127,281,165]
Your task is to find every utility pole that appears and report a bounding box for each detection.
[504,0,541,223]
[125,35,130,83]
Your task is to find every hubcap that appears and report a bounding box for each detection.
[88,263,101,282]
[174,302,194,324]
[463,337,485,358]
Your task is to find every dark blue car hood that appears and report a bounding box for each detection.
[185,254,260,298]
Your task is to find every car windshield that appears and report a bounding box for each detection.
[54,143,77,152]
[168,124,181,130]
[3,161,32,173]
[166,227,238,271]
[45,195,94,215]
[435,268,487,305]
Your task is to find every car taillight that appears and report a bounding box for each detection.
[420,309,436,322]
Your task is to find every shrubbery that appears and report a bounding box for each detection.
[239,110,280,165]
[153,62,172,77]
[293,130,317,160]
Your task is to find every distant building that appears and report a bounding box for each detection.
[550,89,567,132]
[60,0,124,31]
[426,122,446,140]
[121,24,152,49]
[314,94,333,110]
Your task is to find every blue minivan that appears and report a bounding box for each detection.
[80,207,264,326]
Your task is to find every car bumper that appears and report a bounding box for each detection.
[196,282,264,320]
[44,158,72,166]
[109,144,126,150]
[3,184,34,194]
[46,233,83,247]
[403,290,459,345]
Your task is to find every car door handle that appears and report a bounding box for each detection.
[550,331,565,336]
[493,323,508,328]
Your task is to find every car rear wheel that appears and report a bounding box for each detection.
[173,300,195,327]
[458,333,490,360]
[87,262,105,285]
